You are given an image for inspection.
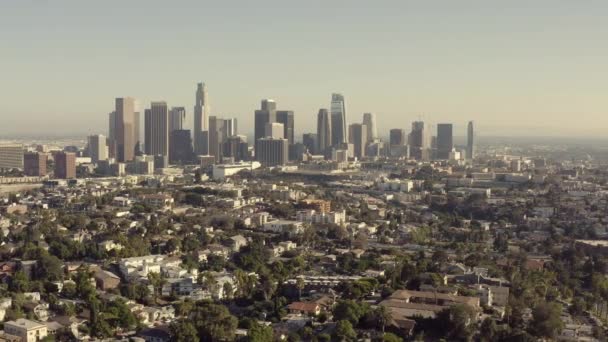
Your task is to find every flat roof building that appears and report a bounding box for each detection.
[54,152,76,179]
[0,145,24,170]
[23,152,47,177]
[4,318,48,342]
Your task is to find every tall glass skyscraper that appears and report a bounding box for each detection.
[436,123,453,160]
[467,121,475,160]
[330,93,347,146]
[316,108,332,156]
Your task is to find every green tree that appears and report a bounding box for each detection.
[528,302,563,339]
[333,320,356,341]
[383,332,403,342]
[333,300,368,326]
[35,253,64,281]
[148,272,165,303]
[435,304,476,341]
[374,305,392,333]
[247,321,274,342]
[191,302,238,341]
[479,317,497,342]
[170,319,199,342]
[296,277,305,300]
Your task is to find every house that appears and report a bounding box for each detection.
[287,302,321,316]
[97,240,124,252]
[119,255,167,279]
[296,209,347,225]
[139,194,174,210]
[379,289,480,319]
[0,298,11,321]
[44,321,64,336]
[92,267,121,290]
[162,278,194,297]
[138,326,171,342]
[4,319,48,342]
[140,306,175,325]
[263,220,304,236]
[228,235,248,252]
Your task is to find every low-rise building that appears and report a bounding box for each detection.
[4,319,48,342]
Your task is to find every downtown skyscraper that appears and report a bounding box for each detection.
[87,134,108,163]
[254,99,277,141]
[362,113,377,143]
[276,110,294,145]
[330,93,347,146]
[112,97,137,162]
[144,102,169,157]
[193,82,209,156]
[409,121,430,160]
[436,123,454,160]
[349,123,368,159]
[316,109,332,156]
[467,121,475,160]
[169,107,186,133]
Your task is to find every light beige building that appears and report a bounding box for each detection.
[113,97,137,162]
[0,145,24,170]
[4,319,47,342]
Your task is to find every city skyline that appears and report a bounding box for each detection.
[2,1,608,138]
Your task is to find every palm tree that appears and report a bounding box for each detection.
[296,278,305,300]
[147,272,165,304]
[375,305,392,334]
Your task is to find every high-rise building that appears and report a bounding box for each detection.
[108,111,116,141]
[222,135,249,162]
[276,110,295,144]
[389,129,408,158]
[0,145,24,170]
[134,110,141,155]
[330,93,347,146]
[409,121,429,160]
[256,138,288,166]
[223,118,238,138]
[436,123,453,160]
[254,99,276,141]
[113,97,137,162]
[366,141,387,158]
[169,107,186,133]
[265,122,284,139]
[194,83,210,155]
[349,123,368,159]
[303,133,318,155]
[168,107,187,158]
[389,129,406,146]
[467,121,475,160]
[362,113,377,142]
[87,134,108,163]
[316,109,332,156]
[170,129,194,164]
[23,152,47,176]
[208,116,225,161]
[144,102,169,157]
[54,152,76,179]
[208,117,238,161]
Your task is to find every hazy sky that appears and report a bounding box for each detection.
[1,0,607,138]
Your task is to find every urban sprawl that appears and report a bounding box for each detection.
[0,83,607,342]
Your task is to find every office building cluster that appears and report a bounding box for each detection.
[0,83,476,180]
